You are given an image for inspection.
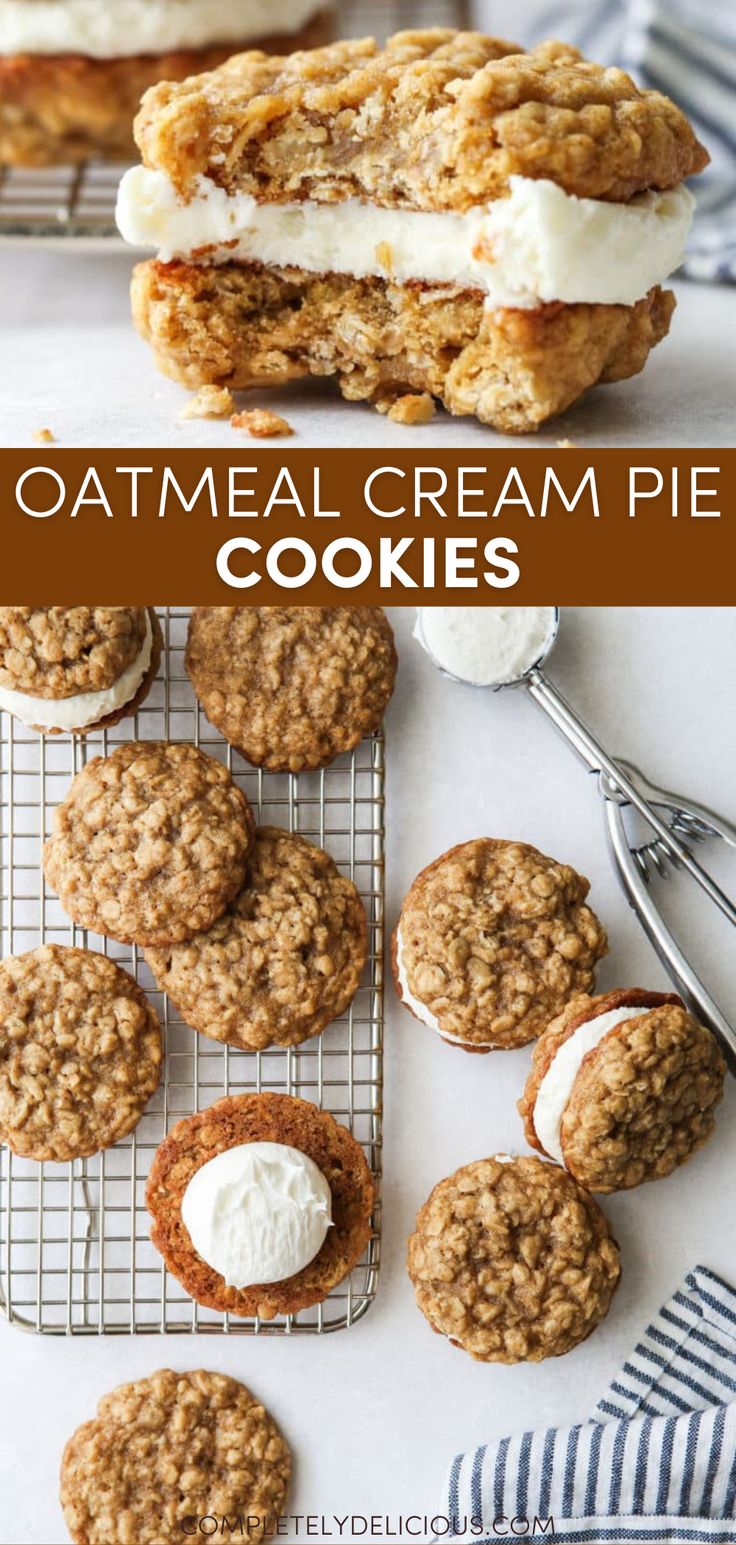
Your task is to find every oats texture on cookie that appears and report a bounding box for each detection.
[0,945,162,1162]
[60,1367,290,1544]
[407,1155,621,1362]
[43,742,255,947]
[146,1092,375,1318]
[393,838,607,1050]
[519,988,726,1193]
[146,827,367,1051]
[185,607,397,771]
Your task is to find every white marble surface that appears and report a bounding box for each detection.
[0,246,734,447]
[1,606,735,1545]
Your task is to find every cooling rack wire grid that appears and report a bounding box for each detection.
[0,0,469,243]
[0,607,385,1336]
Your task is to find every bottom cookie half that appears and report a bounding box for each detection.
[0,12,333,166]
[132,260,675,434]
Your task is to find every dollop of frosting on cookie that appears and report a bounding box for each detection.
[181,1140,332,1289]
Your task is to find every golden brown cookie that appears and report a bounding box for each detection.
[146,826,367,1051]
[407,1154,621,1362]
[0,606,162,733]
[43,742,255,947]
[132,262,675,435]
[185,607,397,771]
[0,945,162,1162]
[60,1368,290,1544]
[146,1092,375,1319]
[0,11,333,167]
[134,31,707,207]
[518,988,726,1192]
[393,838,607,1051]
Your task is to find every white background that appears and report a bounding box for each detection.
[0,249,734,447]
[1,606,735,1544]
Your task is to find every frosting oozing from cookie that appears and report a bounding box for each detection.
[533,1004,649,1164]
[0,610,154,731]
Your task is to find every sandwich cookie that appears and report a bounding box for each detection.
[0,606,162,734]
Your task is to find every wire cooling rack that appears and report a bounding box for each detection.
[0,608,385,1337]
[0,0,468,244]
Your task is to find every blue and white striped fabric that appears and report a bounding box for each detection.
[440,1267,736,1543]
[469,0,736,281]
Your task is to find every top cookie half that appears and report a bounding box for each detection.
[133,29,707,209]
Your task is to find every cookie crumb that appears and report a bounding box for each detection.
[180,385,235,420]
[32,427,55,444]
[378,393,435,425]
[231,408,294,438]
[556,438,577,448]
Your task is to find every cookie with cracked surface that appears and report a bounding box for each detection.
[134,30,707,207]
[407,1154,621,1362]
[0,606,162,734]
[0,944,162,1162]
[146,1092,375,1318]
[146,826,367,1052]
[392,838,607,1051]
[185,607,397,771]
[518,988,726,1193]
[132,262,675,435]
[60,1367,290,1544]
[43,742,255,947]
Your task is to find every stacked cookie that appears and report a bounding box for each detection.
[0,0,333,166]
[396,837,726,1363]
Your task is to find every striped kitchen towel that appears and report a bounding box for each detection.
[440,1266,736,1543]
[468,0,736,282]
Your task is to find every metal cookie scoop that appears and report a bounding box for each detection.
[416,607,736,1072]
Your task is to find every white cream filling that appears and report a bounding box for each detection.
[415,606,558,687]
[0,613,153,732]
[116,169,695,308]
[397,923,478,1046]
[0,0,324,57]
[181,1141,332,1290]
[534,1006,649,1166]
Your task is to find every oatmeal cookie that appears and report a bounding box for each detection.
[0,606,162,733]
[407,1154,621,1362]
[135,31,707,207]
[185,607,397,771]
[60,1368,290,1544]
[146,827,367,1051]
[146,1092,375,1318]
[393,838,607,1050]
[132,262,675,434]
[43,742,255,947]
[0,945,162,1162]
[519,988,726,1193]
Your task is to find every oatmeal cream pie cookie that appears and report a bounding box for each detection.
[0,0,333,167]
[43,741,255,947]
[60,1368,290,1544]
[146,1092,375,1318]
[407,1154,621,1363]
[0,606,162,734]
[393,838,607,1052]
[185,607,397,771]
[0,944,162,1162]
[519,988,726,1193]
[146,826,367,1052]
[118,29,708,432]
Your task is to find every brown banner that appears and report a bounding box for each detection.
[0,448,731,602]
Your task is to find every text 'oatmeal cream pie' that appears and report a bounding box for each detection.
[0,944,162,1163]
[146,826,368,1052]
[519,988,726,1193]
[407,1154,621,1363]
[146,1092,375,1319]
[43,741,255,948]
[118,29,708,432]
[0,606,162,734]
[185,606,397,772]
[393,838,607,1051]
[60,1368,290,1545]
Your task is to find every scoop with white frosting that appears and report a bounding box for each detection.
[414,606,558,687]
[181,1141,333,1289]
